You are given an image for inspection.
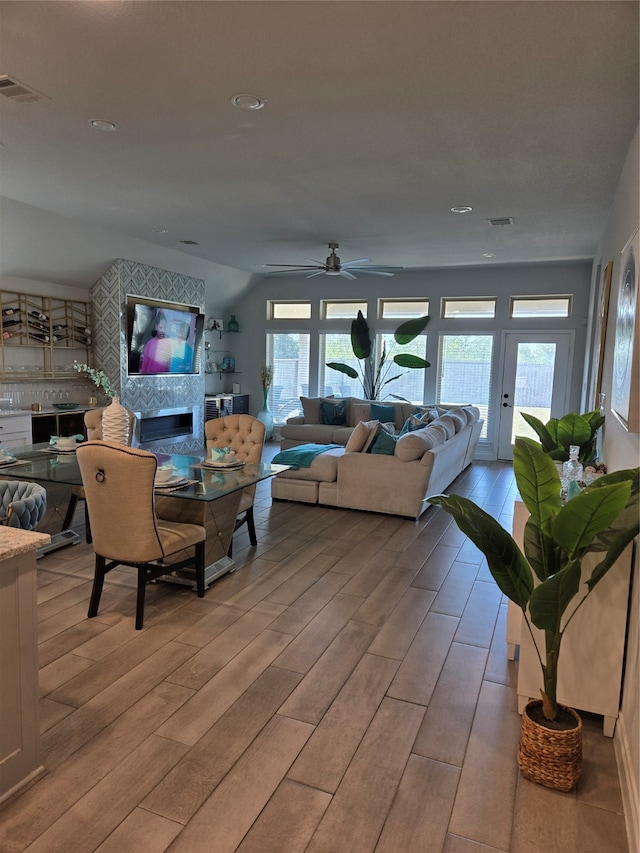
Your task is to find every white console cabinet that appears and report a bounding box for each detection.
[0,412,32,450]
[508,500,632,736]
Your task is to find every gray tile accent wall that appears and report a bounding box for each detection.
[91,258,205,453]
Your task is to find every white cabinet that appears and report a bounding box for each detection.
[508,500,632,736]
[0,531,48,806]
[0,413,32,450]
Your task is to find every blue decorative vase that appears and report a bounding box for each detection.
[257,389,274,440]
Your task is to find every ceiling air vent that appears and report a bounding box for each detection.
[488,217,514,227]
[179,240,199,245]
[0,74,49,103]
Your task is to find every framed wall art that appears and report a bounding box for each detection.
[588,260,612,410]
[611,225,639,432]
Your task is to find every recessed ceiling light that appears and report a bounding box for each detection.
[483,252,496,258]
[89,119,119,131]
[230,93,266,111]
[152,228,169,234]
[451,206,473,214]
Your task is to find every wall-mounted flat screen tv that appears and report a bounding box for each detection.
[125,295,205,376]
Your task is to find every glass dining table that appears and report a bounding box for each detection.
[0,444,288,585]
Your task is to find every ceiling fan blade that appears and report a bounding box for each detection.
[303,258,327,265]
[339,269,357,280]
[305,270,326,279]
[351,269,396,277]
[265,263,323,269]
[341,258,371,267]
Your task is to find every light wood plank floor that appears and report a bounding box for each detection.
[0,453,628,852]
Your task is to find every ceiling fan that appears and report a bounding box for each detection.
[265,243,403,280]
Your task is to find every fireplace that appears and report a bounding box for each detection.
[134,405,199,446]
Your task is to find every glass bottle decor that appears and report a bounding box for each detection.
[227,315,240,333]
[561,444,583,500]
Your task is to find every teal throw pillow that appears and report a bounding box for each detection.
[370,402,395,423]
[370,428,398,455]
[320,399,347,426]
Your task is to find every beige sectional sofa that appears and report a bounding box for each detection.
[272,400,483,519]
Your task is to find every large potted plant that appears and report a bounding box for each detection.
[520,409,604,464]
[429,437,638,791]
[326,310,429,400]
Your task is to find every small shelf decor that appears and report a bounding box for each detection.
[227,315,240,333]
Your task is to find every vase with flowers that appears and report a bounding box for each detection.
[257,364,274,440]
[73,362,129,444]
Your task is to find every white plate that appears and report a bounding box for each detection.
[0,457,17,466]
[154,475,189,489]
[202,459,245,469]
[47,445,78,454]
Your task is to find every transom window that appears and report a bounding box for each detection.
[379,299,429,318]
[269,302,311,320]
[322,301,367,319]
[442,298,496,319]
[511,296,571,318]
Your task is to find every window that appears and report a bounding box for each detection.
[321,334,362,397]
[269,302,311,320]
[377,332,427,403]
[379,299,429,318]
[266,333,310,423]
[322,301,367,319]
[511,296,571,318]
[437,335,493,438]
[442,298,496,319]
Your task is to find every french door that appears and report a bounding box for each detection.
[497,332,573,460]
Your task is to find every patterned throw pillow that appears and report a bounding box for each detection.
[320,399,347,425]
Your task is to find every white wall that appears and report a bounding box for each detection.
[228,261,592,455]
[591,124,639,849]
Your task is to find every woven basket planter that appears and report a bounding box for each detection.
[518,700,582,792]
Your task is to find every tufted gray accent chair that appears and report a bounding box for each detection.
[0,480,47,529]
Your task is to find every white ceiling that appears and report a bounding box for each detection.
[0,1,638,296]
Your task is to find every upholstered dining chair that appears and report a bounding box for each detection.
[76,440,206,630]
[0,480,47,529]
[62,405,136,541]
[204,414,266,556]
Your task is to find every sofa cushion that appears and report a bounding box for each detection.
[395,423,446,462]
[320,399,347,425]
[301,396,337,423]
[280,423,340,444]
[345,419,381,453]
[274,446,343,482]
[430,415,457,439]
[442,408,467,433]
[463,405,481,424]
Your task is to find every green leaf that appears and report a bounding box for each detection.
[351,311,371,360]
[556,413,591,450]
[552,482,632,558]
[428,494,533,609]
[394,315,430,344]
[522,516,563,582]
[519,412,556,452]
[528,560,582,632]
[393,353,430,369]
[513,437,562,527]
[326,362,359,379]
